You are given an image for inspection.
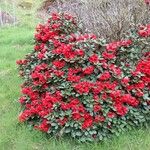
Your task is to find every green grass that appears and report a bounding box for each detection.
[0,0,150,149]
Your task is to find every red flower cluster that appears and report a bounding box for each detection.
[136,59,150,90]
[74,81,93,94]
[52,60,66,69]
[102,40,132,60]
[83,66,95,75]
[89,54,99,63]
[138,24,150,37]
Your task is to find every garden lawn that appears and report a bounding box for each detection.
[0,26,150,150]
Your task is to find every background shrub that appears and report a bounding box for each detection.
[43,0,150,41]
[17,13,150,142]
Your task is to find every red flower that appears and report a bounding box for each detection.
[72,112,82,120]
[114,104,128,116]
[38,119,50,132]
[75,49,85,56]
[18,112,27,122]
[136,91,144,97]
[93,95,99,101]
[52,40,61,48]
[22,87,32,95]
[64,14,73,20]
[18,110,33,122]
[93,104,102,112]
[65,51,76,59]
[102,51,115,59]
[19,97,26,104]
[36,23,44,32]
[51,13,60,21]
[83,66,95,75]
[107,112,116,118]
[120,40,132,47]
[53,70,64,77]
[31,72,47,85]
[82,117,93,129]
[51,23,61,29]
[37,52,45,59]
[89,54,99,63]
[38,110,49,118]
[61,103,70,110]
[52,60,66,69]
[110,90,121,98]
[121,94,139,107]
[16,59,27,65]
[101,93,108,100]
[70,98,80,104]
[74,82,93,94]
[34,45,40,51]
[109,64,122,76]
[99,71,111,80]
[121,77,130,85]
[94,116,105,123]
[106,42,119,52]
[138,30,148,37]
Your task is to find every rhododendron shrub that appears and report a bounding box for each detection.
[17,13,150,142]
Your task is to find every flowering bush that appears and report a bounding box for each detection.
[17,13,150,142]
